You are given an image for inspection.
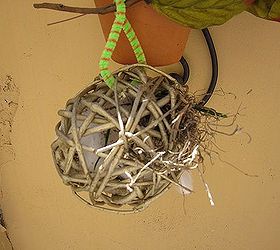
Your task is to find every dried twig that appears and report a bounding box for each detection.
[33,0,143,15]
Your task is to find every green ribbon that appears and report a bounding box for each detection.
[99,0,146,88]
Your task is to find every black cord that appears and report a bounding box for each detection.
[170,28,218,107]
[169,56,190,85]
[197,28,218,107]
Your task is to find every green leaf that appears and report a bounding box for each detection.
[151,0,247,29]
[248,0,280,20]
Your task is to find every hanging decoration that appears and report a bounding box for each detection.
[48,0,223,213]
[33,0,276,213]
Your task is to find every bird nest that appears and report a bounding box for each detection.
[51,64,216,213]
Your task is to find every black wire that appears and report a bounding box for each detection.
[197,28,218,107]
[170,28,218,107]
[169,56,190,85]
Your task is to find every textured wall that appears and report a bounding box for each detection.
[0,0,280,249]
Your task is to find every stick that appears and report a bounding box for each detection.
[33,0,142,15]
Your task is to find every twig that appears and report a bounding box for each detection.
[216,153,258,177]
[197,167,215,206]
[47,13,86,26]
[33,0,142,15]
[130,152,164,186]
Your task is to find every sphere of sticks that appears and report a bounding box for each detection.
[51,64,203,213]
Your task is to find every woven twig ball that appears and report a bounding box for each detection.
[51,64,204,213]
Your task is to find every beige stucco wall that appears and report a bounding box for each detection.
[1,1,280,249]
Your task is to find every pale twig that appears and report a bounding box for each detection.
[130,152,164,186]
[197,167,215,206]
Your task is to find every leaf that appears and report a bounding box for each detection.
[247,0,280,20]
[151,0,247,29]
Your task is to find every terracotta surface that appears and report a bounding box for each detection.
[1,0,280,249]
[95,0,190,66]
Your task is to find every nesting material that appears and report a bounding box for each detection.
[51,64,213,213]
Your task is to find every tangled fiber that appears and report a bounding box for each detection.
[51,64,220,213]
